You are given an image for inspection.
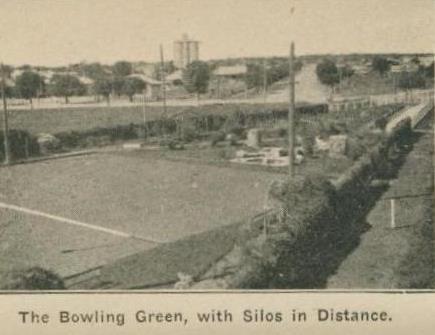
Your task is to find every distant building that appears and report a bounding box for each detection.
[166,70,183,85]
[391,63,419,73]
[419,55,434,67]
[126,74,162,99]
[173,34,200,69]
[351,64,371,75]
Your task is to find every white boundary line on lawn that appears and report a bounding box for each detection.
[0,201,166,244]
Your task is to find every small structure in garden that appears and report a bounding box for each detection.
[314,134,348,157]
[246,128,262,148]
[37,133,61,154]
[328,135,348,157]
[122,142,145,150]
[231,146,304,167]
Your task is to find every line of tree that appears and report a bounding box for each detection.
[5,60,149,106]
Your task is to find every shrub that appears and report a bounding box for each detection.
[268,175,335,218]
[55,131,82,148]
[345,137,366,160]
[0,129,40,160]
[179,122,200,143]
[374,116,388,130]
[168,140,185,150]
[210,131,226,146]
[0,267,65,290]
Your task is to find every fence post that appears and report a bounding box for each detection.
[24,137,29,159]
[390,199,396,229]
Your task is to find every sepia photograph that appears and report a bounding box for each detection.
[0,0,433,292]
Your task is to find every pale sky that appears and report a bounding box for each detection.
[0,0,433,66]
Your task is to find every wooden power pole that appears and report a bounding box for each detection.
[288,42,296,178]
[159,44,167,115]
[0,63,10,165]
[263,58,267,105]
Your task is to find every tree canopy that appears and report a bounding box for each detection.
[14,71,44,106]
[49,74,87,103]
[122,77,146,101]
[182,61,211,98]
[372,56,391,76]
[316,59,340,88]
[81,62,107,80]
[112,61,133,77]
[93,76,113,104]
[338,65,355,79]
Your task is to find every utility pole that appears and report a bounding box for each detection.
[142,93,147,140]
[244,58,248,99]
[288,42,296,178]
[159,44,167,115]
[1,63,10,165]
[263,58,267,105]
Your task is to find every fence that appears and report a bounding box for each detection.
[328,89,434,113]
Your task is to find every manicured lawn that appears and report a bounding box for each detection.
[0,152,279,278]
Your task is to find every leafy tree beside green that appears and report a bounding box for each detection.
[182,61,210,100]
[93,76,112,105]
[372,56,391,76]
[338,65,354,79]
[316,59,340,94]
[15,71,44,109]
[112,77,126,97]
[49,74,86,103]
[122,77,146,102]
[111,61,134,97]
[81,62,107,80]
[112,61,133,77]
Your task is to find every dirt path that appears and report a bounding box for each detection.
[327,131,433,289]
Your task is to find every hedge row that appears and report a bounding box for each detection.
[51,103,327,149]
[0,130,40,161]
[190,117,414,289]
